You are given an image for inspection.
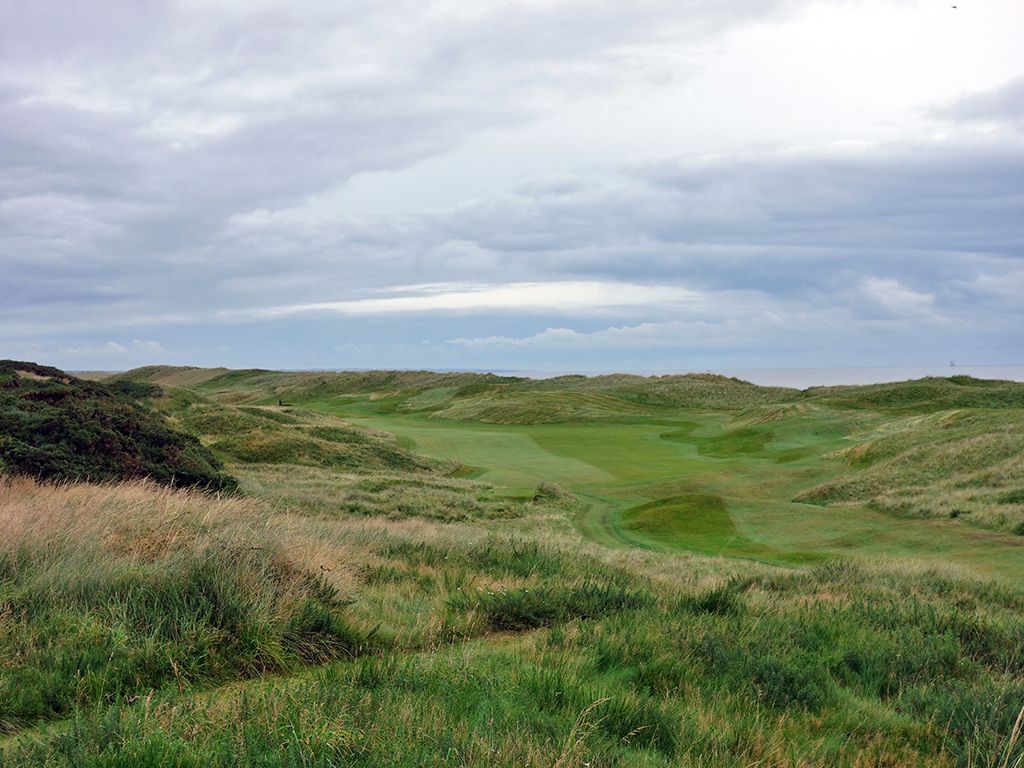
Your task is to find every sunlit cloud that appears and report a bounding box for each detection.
[220,281,701,319]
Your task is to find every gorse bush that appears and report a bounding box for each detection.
[0,361,236,491]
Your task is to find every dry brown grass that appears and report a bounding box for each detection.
[0,475,265,560]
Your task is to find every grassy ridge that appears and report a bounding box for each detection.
[163,393,435,474]
[117,366,799,421]
[797,408,1024,531]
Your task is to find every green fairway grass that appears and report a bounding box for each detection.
[288,403,1022,581]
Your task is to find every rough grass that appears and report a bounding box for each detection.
[117,367,800,422]
[808,376,1024,412]
[0,477,365,734]
[798,408,1024,532]
[236,463,534,523]
[4,494,1024,767]
[156,392,437,475]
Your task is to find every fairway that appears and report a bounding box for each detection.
[300,396,1024,582]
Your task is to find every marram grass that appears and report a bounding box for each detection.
[3,478,1024,766]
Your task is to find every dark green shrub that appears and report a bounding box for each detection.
[0,361,235,492]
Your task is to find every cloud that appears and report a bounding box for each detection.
[3,1,1023,370]
[220,281,700,319]
[446,321,735,349]
[931,76,1024,128]
[56,339,167,360]
[859,277,935,316]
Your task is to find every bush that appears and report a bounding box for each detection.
[0,361,236,491]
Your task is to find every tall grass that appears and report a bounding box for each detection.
[0,477,366,733]
[3,476,1024,765]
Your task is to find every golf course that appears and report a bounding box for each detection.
[140,365,1024,581]
[3,362,1024,767]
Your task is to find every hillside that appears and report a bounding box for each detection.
[116,366,799,423]
[796,407,1024,531]
[115,366,1024,536]
[806,376,1024,411]
[154,387,437,475]
[0,361,236,491]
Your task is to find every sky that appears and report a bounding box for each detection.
[2,0,1023,374]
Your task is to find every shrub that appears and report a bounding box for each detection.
[0,361,235,492]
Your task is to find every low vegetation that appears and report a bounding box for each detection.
[3,477,1024,766]
[0,477,365,735]
[2,364,1023,765]
[153,388,436,475]
[797,408,1024,531]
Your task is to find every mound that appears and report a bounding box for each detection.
[621,494,736,544]
[796,408,1024,532]
[116,367,800,422]
[0,360,236,491]
[156,391,437,474]
[428,389,652,424]
[533,373,799,409]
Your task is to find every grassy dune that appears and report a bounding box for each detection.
[110,367,1024,574]
[3,367,1024,765]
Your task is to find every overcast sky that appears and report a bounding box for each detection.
[2,0,1022,373]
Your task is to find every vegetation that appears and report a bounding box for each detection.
[0,477,365,734]
[0,361,235,491]
[796,407,1024,530]
[2,364,1024,766]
